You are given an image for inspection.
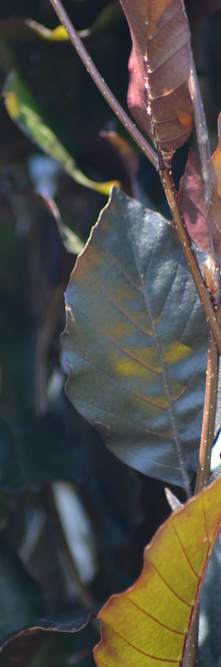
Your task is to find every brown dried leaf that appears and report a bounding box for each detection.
[120,0,194,152]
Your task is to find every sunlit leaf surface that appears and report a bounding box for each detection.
[94,477,221,666]
[3,72,119,195]
[119,0,193,152]
[62,188,208,490]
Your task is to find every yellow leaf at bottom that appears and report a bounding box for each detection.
[94,477,221,666]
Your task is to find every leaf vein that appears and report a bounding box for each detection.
[145,553,193,608]
[127,597,186,635]
[171,519,199,578]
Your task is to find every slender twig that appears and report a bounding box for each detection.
[158,163,221,355]
[49,0,158,170]
[183,326,219,667]
[195,331,219,493]
[182,332,218,666]
[182,612,199,667]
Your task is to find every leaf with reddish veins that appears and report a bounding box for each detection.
[94,476,221,666]
[119,0,194,152]
[178,148,210,253]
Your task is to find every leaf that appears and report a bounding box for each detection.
[62,187,208,491]
[0,609,96,667]
[93,476,221,666]
[22,190,85,255]
[178,148,210,253]
[206,188,221,260]
[25,20,69,41]
[206,113,221,259]
[119,0,194,152]
[26,3,122,40]
[3,72,119,196]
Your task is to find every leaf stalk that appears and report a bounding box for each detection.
[195,331,219,493]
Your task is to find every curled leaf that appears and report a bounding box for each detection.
[119,0,194,152]
[3,71,119,196]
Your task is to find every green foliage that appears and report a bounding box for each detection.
[0,1,221,666]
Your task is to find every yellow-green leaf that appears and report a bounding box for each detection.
[26,19,69,41]
[26,4,121,41]
[94,476,221,666]
[3,71,119,196]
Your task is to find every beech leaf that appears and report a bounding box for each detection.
[94,476,221,666]
[62,188,208,491]
[3,72,119,196]
[119,0,194,152]
[206,112,221,259]
[178,148,210,253]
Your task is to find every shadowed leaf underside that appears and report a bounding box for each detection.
[62,188,208,490]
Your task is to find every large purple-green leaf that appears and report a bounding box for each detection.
[62,188,208,491]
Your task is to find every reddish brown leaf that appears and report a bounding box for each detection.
[119,0,194,152]
[206,113,221,260]
[206,185,221,260]
[178,148,210,252]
